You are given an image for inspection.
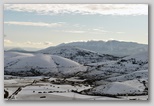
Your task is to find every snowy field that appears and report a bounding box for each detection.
[4,76,148,100]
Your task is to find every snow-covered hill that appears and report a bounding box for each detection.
[123,51,148,62]
[4,52,86,77]
[80,51,148,80]
[58,40,148,56]
[88,79,147,96]
[38,46,120,65]
[78,51,148,96]
[106,70,148,82]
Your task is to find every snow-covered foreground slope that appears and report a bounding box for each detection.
[4,52,86,77]
[89,79,147,96]
[5,76,126,100]
[38,46,120,64]
[4,75,148,100]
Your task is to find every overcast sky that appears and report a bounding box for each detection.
[4,4,148,49]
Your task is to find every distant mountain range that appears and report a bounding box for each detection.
[58,40,148,56]
[5,40,148,56]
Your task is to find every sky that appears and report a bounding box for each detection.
[4,4,148,50]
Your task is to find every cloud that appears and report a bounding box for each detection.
[4,21,63,27]
[43,41,52,45]
[63,28,109,34]
[63,30,85,34]
[24,41,42,45]
[24,41,52,46]
[4,4,148,16]
[23,41,53,48]
[4,40,53,48]
[4,39,12,44]
[92,28,108,33]
[116,32,125,34]
[63,39,120,44]
[73,24,86,28]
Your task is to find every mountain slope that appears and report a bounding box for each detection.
[106,70,148,82]
[58,40,148,56]
[80,51,148,80]
[38,46,120,64]
[88,79,147,96]
[4,52,86,77]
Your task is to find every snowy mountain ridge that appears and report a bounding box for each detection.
[58,40,148,56]
[38,46,120,65]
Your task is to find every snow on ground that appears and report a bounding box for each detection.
[119,95,148,100]
[17,82,91,94]
[4,52,34,59]
[16,93,78,100]
[4,78,34,88]
[4,50,148,100]
[51,55,80,67]
[87,61,117,66]
[50,92,122,100]
[66,77,86,82]
[4,75,20,80]
[4,76,122,100]
[23,76,45,80]
[91,79,146,95]
[82,51,148,81]
[38,46,119,64]
[38,46,97,55]
[56,40,148,56]
[124,51,148,62]
[106,70,148,82]
[4,76,148,100]
[4,80,18,84]
[13,82,122,100]
[15,93,124,100]
[4,52,86,76]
